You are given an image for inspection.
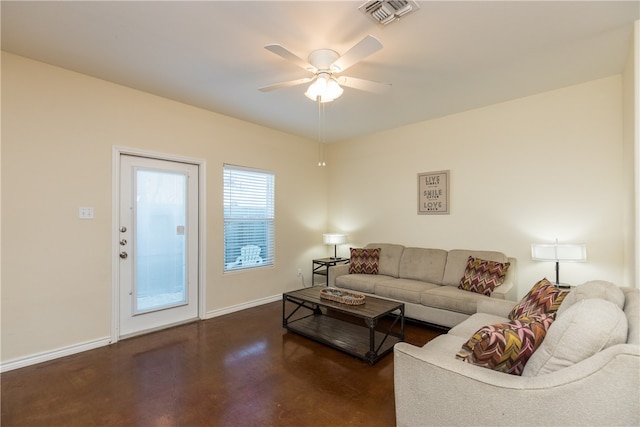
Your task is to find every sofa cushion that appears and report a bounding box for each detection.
[421,286,490,315]
[508,278,569,320]
[349,247,380,274]
[398,247,447,284]
[458,256,510,296]
[442,250,509,286]
[374,279,440,304]
[522,299,628,376]
[557,280,625,316]
[456,315,554,375]
[366,243,404,278]
[335,274,393,294]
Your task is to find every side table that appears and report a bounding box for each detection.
[312,257,349,286]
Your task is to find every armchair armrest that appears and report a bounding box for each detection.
[476,298,517,317]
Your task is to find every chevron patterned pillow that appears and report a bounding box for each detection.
[349,247,380,274]
[456,315,554,375]
[458,256,510,296]
[509,278,570,320]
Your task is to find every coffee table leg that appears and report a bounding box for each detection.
[283,295,322,328]
[365,318,377,364]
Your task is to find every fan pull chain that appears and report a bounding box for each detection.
[317,96,326,166]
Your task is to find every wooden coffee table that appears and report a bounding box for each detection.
[282,286,404,364]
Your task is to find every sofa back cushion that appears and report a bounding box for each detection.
[365,243,404,278]
[622,287,639,345]
[522,298,628,376]
[557,280,625,316]
[442,250,509,287]
[398,247,447,284]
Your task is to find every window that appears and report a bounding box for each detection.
[223,164,275,271]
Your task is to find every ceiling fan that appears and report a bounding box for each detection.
[259,35,391,103]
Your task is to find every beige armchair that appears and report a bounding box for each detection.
[394,285,639,426]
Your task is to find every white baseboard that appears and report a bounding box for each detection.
[1,336,112,373]
[1,295,282,372]
[204,294,281,319]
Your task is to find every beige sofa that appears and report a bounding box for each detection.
[328,243,517,328]
[394,281,640,426]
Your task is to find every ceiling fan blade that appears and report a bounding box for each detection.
[330,35,383,73]
[264,44,316,72]
[258,77,314,92]
[336,76,391,94]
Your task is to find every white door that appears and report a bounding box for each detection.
[118,155,199,338]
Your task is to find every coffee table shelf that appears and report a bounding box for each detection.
[282,287,404,364]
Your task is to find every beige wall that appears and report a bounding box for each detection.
[1,46,637,366]
[1,52,328,363]
[629,20,640,289]
[327,75,629,298]
[622,21,638,289]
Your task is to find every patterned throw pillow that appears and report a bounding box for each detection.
[458,256,510,296]
[456,315,554,375]
[349,247,380,274]
[508,278,569,320]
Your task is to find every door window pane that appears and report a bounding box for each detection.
[135,169,187,312]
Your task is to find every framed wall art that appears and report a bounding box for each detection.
[417,170,450,215]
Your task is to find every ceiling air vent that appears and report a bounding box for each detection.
[359,0,420,26]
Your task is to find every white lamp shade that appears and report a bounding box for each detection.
[323,233,347,245]
[305,75,343,103]
[531,242,587,262]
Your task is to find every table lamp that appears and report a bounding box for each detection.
[531,239,587,287]
[323,233,347,260]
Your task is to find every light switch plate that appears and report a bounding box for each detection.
[79,207,94,219]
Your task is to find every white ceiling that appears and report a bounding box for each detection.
[2,1,638,143]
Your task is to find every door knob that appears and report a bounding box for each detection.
[120,252,128,259]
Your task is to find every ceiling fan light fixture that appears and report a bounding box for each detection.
[326,78,343,99]
[304,74,343,103]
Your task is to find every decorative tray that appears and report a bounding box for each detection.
[320,287,366,305]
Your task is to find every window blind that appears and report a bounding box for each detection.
[223,164,275,271]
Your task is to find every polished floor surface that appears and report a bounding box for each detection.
[1,300,442,426]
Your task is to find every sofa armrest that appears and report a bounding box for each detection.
[327,263,349,287]
[394,342,639,427]
[476,298,517,317]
